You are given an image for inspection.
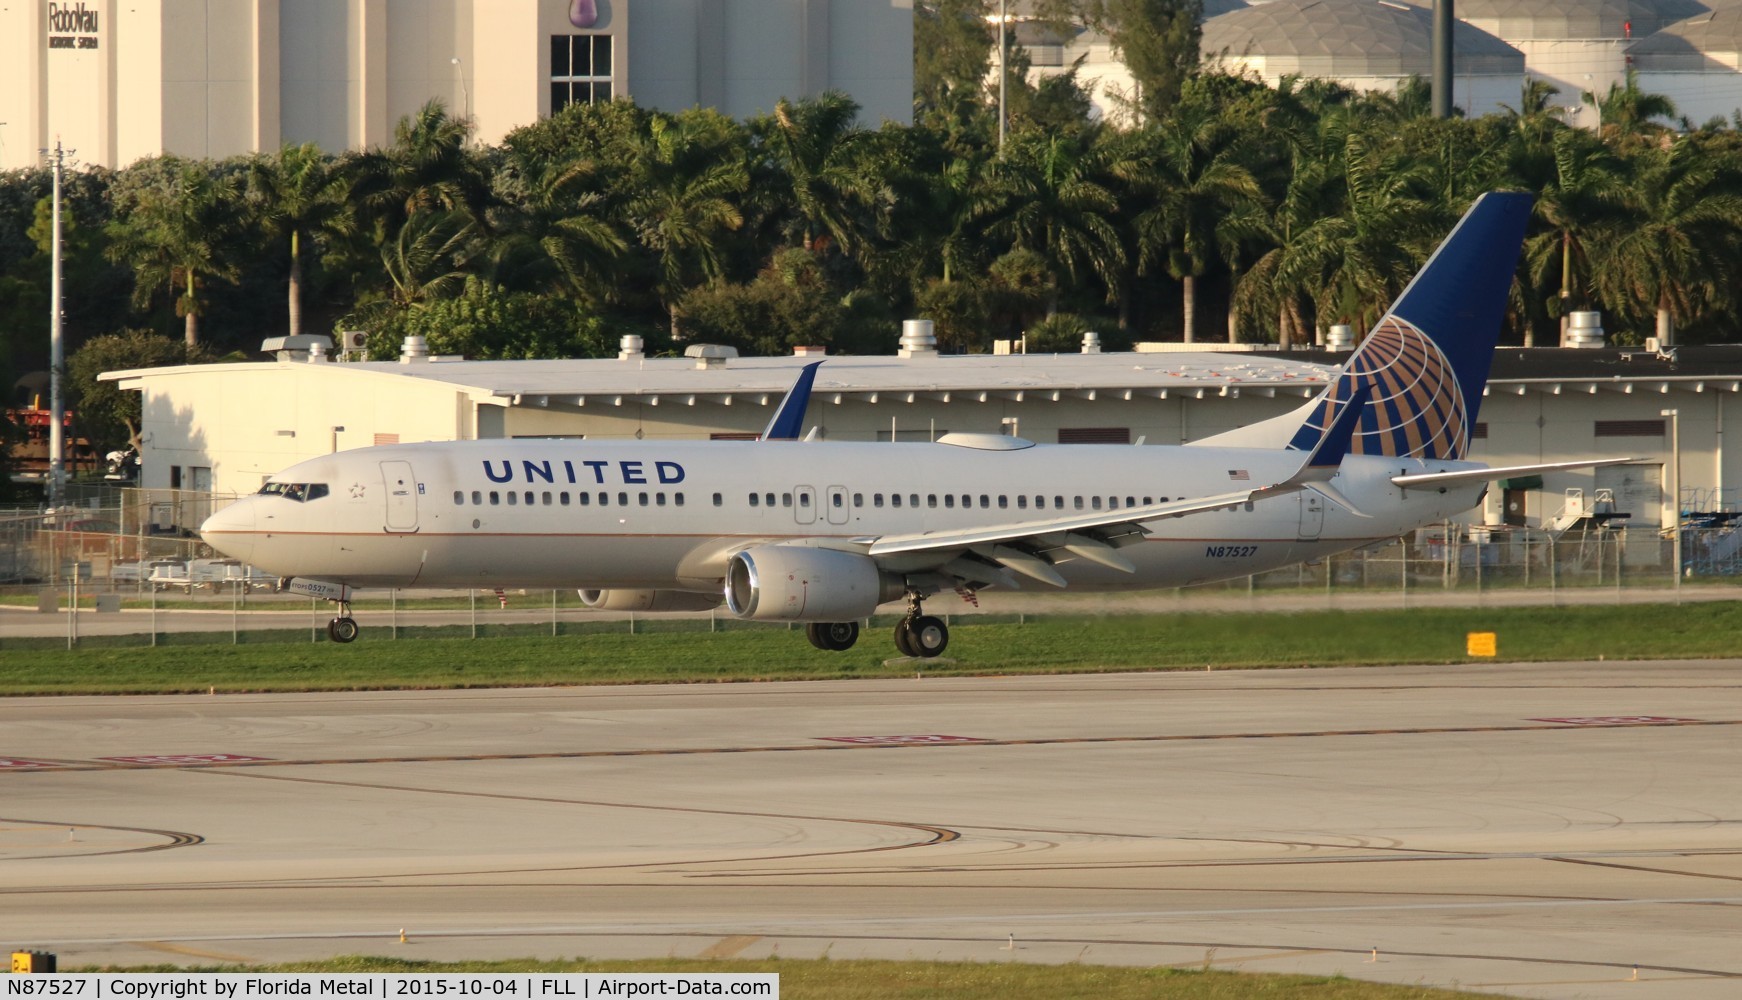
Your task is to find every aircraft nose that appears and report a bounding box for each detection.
[200,499,256,563]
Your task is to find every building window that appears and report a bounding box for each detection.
[1058,427,1132,445]
[1595,419,1666,437]
[551,34,613,113]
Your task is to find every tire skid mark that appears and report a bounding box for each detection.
[0,815,203,861]
[9,717,1739,775]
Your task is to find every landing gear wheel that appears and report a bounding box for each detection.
[893,619,920,658]
[327,616,359,643]
[806,621,859,651]
[908,615,949,658]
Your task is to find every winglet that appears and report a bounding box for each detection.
[1301,381,1370,478]
[761,361,823,441]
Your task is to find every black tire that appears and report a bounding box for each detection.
[328,617,360,643]
[820,620,858,651]
[805,622,831,651]
[909,615,949,658]
[893,619,919,658]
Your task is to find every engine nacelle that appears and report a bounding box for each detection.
[725,545,902,622]
[578,589,723,612]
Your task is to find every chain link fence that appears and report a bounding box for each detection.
[3,497,1738,650]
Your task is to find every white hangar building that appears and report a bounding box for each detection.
[103,338,1742,535]
[0,0,912,171]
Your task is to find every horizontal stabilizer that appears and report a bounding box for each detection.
[1391,458,1641,491]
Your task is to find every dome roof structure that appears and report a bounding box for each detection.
[1201,0,1524,78]
[1631,5,1742,70]
[1403,0,1710,41]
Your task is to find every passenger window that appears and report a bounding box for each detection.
[998,495,1008,509]
[542,491,552,505]
[656,493,666,506]
[800,494,811,507]
[598,492,609,506]
[1074,496,1084,510]
[749,493,760,507]
[874,494,884,508]
[853,493,863,507]
[928,495,938,508]
[579,492,590,506]
[1127,496,1136,507]
[676,493,685,506]
[489,491,500,505]
[892,494,903,508]
[1108,497,1118,509]
[1142,496,1152,505]
[765,492,776,507]
[831,493,842,508]
[945,495,955,509]
[715,493,724,507]
[507,492,518,506]
[1055,496,1065,509]
[783,493,793,508]
[453,491,464,505]
[559,492,570,506]
[618,492,628,506]
[1017,496,1028,509]
[980,495,990,508]
[1092,497,1103,510]
[471,491,482,505]
[635,492,645,506]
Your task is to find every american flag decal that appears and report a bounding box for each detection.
[1228,469,1250,480]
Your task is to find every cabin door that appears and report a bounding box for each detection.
[381,461,420,532]
[1297,492,1324,541]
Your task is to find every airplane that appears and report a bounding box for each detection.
[200,191,1630,656]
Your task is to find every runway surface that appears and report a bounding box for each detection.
[3,662,1741,998]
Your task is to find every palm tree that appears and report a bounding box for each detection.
[1125,101,1264,342]
[352,100,491,235]
[620,111,750,338]
[246,143,356,337]
[106,160,247,348]
[1517,128,1630,346]
[754,91,875,255]
[1590,135,1742,345]
[982,128,1125,317]
[1584,70,1679,149]
[488,153,627,305]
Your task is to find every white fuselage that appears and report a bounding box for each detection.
[199,438,1487,597]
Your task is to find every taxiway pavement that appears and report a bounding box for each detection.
[3,662,1740,999]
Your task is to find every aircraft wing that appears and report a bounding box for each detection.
[863,383,1374,587]
[1392,457,1640,490]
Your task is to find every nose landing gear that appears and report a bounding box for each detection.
[893,592,949,658]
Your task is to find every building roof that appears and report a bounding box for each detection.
[1402,0,1709,41]
[1201,0,1524,78]
[106,345,1742,407]
[1631,5,1742,70]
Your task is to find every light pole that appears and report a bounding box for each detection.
[997,0,1007,152]
[452,56,472,123]
[41,140,70,509]
[1661,407,1681,596]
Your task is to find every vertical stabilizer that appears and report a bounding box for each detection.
[1283,191,1534,460]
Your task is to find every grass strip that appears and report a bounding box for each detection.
[86,956,1493,999]
[2,602,1737,696]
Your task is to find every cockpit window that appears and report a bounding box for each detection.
[259,482,329,502]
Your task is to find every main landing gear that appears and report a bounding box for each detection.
[327,601,359,643]
[893,593,949,659]
[805,620,859,651]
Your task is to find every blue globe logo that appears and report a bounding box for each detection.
[1303,317,1469,460]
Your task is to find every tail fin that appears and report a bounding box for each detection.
[1283,191,1534,460]
[761,361,823,441]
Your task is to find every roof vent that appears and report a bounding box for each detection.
[899,319,937,358]
[619,334,645,361]
[1326,324,1356,352]
[306,341,328,363]
[261,334,335,363]
[1081,331,1102,354]
[1564,311,1605,349]
[684,343,738,369]
[399,335,430,363]
[792,345,826,357]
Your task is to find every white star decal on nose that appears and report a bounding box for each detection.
[349,483,367,499]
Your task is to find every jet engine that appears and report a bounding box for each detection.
[724,545,903,622]
[578,589,723,612]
